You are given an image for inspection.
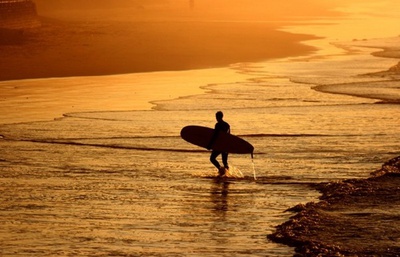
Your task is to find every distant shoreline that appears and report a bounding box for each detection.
[0,17,318,82]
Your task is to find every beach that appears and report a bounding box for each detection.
[0,4,318,124]
[0,3,319,82]
[1,1,400,256]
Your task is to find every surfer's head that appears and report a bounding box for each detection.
[216,111,223,121]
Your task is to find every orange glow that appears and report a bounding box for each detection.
[1,0,399,123]
[34,0,345,21]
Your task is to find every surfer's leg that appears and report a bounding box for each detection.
[210,151,221,169]
[222,152,229,170]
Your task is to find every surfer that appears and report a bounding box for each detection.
[207,111,230,176]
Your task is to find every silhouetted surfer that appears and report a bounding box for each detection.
[207,111,230,176]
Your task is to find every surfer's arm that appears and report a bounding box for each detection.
[207,126,219,150]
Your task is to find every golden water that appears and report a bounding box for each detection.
[1,1,400,256]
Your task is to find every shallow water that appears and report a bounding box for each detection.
[1,55,400,256]
[2,3,400,255]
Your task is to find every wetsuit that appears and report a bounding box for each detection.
[209,120,230,171]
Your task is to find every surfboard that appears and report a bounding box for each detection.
[180,125,254,154]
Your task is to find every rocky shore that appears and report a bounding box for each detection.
[268,156,400,256]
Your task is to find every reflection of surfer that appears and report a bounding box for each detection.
[207,111,230,176]
[211,181,229,212]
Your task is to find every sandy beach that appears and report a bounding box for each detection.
[0,2,321,124]
[0,13,317,82]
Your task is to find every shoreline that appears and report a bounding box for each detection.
[312,38,400,104]
[0,17,318,82]
[268,155,400,256]
[0,68,252,125]
[0,16,319,125]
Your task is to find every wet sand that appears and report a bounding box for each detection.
[269,156,400,256]
[0,17,317,82]
[0,68,250,124]
[0,10,319,124]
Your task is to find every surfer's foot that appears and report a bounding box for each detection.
[218,167,226,177]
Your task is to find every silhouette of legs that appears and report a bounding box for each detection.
[210,150,229,176]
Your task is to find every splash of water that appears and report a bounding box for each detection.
[252,157,257,180]
[225,165,244,178]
